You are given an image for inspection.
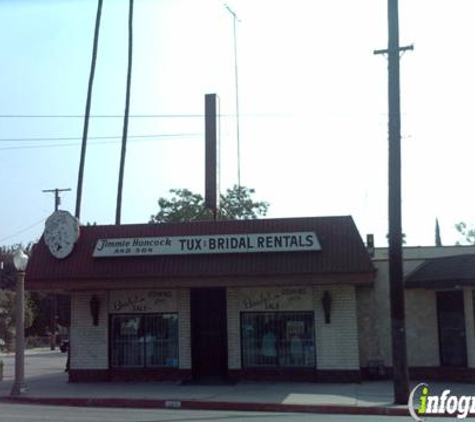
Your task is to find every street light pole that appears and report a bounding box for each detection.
[10,249,29,396]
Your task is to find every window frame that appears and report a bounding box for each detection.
[109,313,179,369]
[240,311,316,369]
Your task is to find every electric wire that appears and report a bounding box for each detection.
[0,134,202,151]
[0,217,47,243]
[0,113,288,118]
[0,133,201,143]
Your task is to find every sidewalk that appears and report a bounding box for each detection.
[1,351,474,416]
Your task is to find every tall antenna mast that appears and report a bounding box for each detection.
[224,4,242,196]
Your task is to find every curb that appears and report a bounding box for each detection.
[1,396,410,416]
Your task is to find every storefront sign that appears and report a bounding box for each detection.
[238,286,313,311]
[93,232,321,257]
[109,290,177,313]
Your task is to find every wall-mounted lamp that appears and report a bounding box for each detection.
[90,295,100,326]
[321,291,332,324]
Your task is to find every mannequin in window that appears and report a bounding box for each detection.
[289,332,303,365]
[261,324,277,365]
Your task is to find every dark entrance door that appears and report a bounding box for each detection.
[437,291,467,367]
[190,288,227,380]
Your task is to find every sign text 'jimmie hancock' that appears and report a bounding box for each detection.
[93,232,321,257]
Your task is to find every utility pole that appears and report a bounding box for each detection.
[374,0,413,405]
[43,188,71,351]
[43,188,71,212]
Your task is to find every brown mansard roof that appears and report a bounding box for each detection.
[25,216,375,290]
[405,253,475,288]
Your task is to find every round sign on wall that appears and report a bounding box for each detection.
[44,211,80,259]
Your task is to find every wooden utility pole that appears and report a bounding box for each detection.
[43,188,71,213]
[375,0,413,404]
[43,188,71,351]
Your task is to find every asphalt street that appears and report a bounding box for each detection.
[1,350,67,381]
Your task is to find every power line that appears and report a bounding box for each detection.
[0,133,201,143]
[0,134,202,151]
[0,113,286,119]
[0,114,203,119]
[0,217,47,243]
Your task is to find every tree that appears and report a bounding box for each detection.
[149,185,269,223]
[455,222,475,244]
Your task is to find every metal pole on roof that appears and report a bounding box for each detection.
[224,4,242,199]
[116,0,134,225]
[75,0,103,221]
[374,0,412,405]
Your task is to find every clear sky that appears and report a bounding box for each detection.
[1,0,474,248]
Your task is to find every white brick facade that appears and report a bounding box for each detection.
[314,285,360,370]
[226,285,360,371]
[71,285,362,374]
[226,288,241,369]
[178,288,191,369]
[70,291,108,370]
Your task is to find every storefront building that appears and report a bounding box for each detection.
[25,215,375,383]
[362,246,475,381]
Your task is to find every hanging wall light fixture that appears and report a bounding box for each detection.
[90,295,100,326]
[321,291,332,324]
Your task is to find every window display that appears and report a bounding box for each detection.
[241,312,315,368]
[110,314,178,368]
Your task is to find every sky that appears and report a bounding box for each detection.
[1,0,475,248]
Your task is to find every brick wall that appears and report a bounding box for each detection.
[227,285,359,371]
[366,258,428,367]
[356,286,380,367]
[365,255,475,370]
[70,291,108,370]
[226,287,241,369]
[464,288,475,368]
[314,285,360,370]
[405,289,439,366]
[178,288,191,369]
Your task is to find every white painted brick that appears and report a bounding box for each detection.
[178,289,191,369]
[314,285,359,370]
[226,288,241,369]
[70,291,108,370]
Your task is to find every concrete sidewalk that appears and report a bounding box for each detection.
[0,351,474,416]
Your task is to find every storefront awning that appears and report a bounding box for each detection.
[25,216,376,290]
[405,253,475,288]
